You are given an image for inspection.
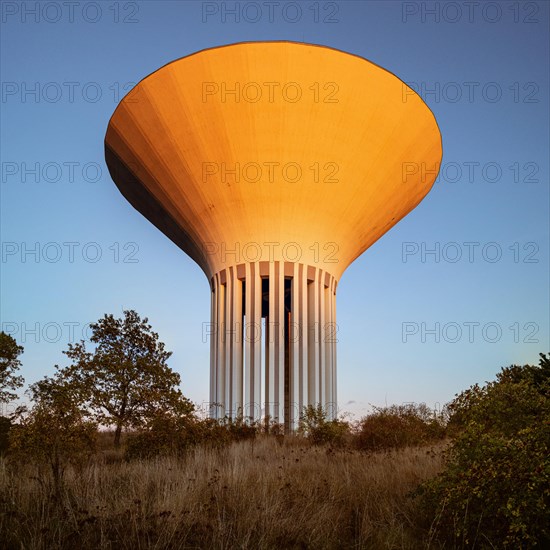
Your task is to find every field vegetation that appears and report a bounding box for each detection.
[0,312,548,548]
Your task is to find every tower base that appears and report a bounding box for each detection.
[208,261,337,432]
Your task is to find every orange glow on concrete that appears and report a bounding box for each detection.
[106,41,442,282]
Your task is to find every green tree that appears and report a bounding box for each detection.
[418,353,550,548]
[61,310,193,447]
[0,331,24,405]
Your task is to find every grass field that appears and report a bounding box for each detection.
[0,436,447,549]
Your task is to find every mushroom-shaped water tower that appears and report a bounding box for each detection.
[105,41,442,431]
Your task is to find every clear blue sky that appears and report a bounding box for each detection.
[1,0,548,418]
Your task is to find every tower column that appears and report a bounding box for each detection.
[210,261,337,429]
[231,267,243,417]
[209,278,217,417]
[244,262,262,420]
[289,262,300,431]
[215,272,225,417]
[224,267,233,415]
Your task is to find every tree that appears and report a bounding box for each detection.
[418,353,550,548]
[9,375,97,495]
[60,310,193,447]
[0,331,24,406]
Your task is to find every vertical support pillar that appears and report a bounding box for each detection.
[224,268,233,417]
[276,261,285,425]
[267,261,276,422]
[232,268,243,417]
[210,284,217,417]
[307,268,319,406]
[331,278,337,418]
[243,264,256,418]
[299,264,308,417]
[244,263,253,419]
[244,263,261,421]
[289,262,300,430]
[324,278,334,419]
[318,270,326,410]
[216,273,225,418]
[253,262,262,421]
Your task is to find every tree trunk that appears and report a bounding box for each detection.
[114,422,123,448]
[50,441,63,500]
[114,398,127,448]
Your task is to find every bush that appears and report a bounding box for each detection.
[298,404,350,445]
[355,404,446,451]
[223,414,258,441]
[417,353,550,548]
[125,412,259,460]
[9,402,97,494]
[125,411,202,459]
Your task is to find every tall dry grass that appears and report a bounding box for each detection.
[0,437,447,549]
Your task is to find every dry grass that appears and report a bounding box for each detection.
[0,437,447,549]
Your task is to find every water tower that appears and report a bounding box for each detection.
[105,42,442,431]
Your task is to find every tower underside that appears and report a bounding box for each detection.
[209,261,337,431]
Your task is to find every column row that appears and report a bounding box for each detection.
[209,261,337,429]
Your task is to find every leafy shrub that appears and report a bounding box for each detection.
[298,404,350,445]
[355,403,446,451]
[222,414,258,441]
[417,353,550,548]
[9,395,97,493]
[125,411,202,459]
[125,412,259,460]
